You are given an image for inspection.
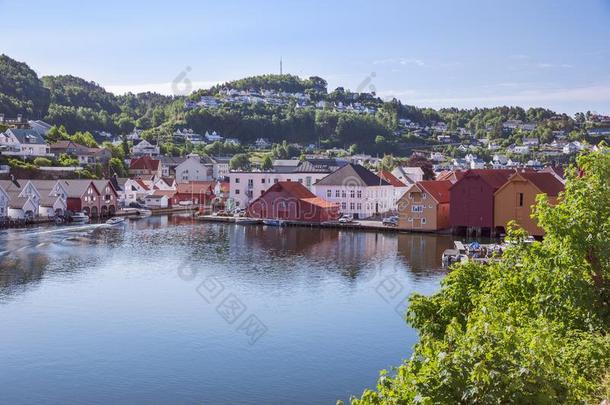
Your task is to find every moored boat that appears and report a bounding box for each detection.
[235,218,260,225]
[71,212,90,224]
[105,217,126,226]
[262,219,286,227]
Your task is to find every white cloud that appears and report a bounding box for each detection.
[373,57,425,67]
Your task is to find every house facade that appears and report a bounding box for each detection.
[129,156,162,179]
[175,156,214,183]
[29,180,68,217]
[449,169,513,234]
[397,181,452,231]
[62,180,102,217]
[494,171,564,236]
[0,129,50,157]
[312,164,394,219]
[92,180,119,216]
[391,166,424,186]
[247,181,339,223]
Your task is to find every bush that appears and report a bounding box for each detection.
[33,157,53,167]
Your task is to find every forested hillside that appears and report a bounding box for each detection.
[0,54,596,155]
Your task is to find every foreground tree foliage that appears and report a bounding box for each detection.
[350,148,610,404]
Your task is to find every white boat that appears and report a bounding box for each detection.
[71,212,90,224]
[263,219,286,227]
[135,209,152,217]
[105,217,126,226]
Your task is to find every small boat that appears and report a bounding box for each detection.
[105,217,126,226]
[71,212,90,224]
[135,209,152,217]
[263,219,286,227]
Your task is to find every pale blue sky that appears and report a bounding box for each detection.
[1,0,609,114]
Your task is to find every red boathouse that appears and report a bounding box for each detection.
[247,181,339,223]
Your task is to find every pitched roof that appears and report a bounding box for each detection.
[92,180,118,196]
[436,170,466,183]
[8,196,30,209]
[61,180,99,197]
[49,140,88,150]
[0,179,24,192]
[129,156,160,171]
[5,128,45,144]
[315,164,390,187]
[377,170,406,187]
[158,155,187,166]
[453,169,514,190]
[512,171,564,196]
[176,181,214,194]
[417,180,452,204]
[28,180,60,195]
[294,158,346,173]
[264,181,338,209]
[541,165,565,179]
[151,189,177,197]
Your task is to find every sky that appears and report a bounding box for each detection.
[1,0,609,115]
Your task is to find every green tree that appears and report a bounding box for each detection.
[261,155,273,170]
[33,157,52,167]
[229,153,251,170]
[109,157,127,177]
[351,147,610,404]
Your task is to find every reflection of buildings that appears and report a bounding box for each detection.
[396,233,454,278]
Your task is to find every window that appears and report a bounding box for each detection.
[341,190,346,198]
[335,190,340,198]
[326,189,332,198]
[356,203,362,210]
[306,177,312,187]
[235,189,240,195]
[412,205,423,213]
[422,193,427,199]
[274,178,279,184]
[422,217,427,224]
[350,190,355,198]
[357,190,362,198]
[235,178,240,184]
[518,192,524,207]
[341,202,347,210]
[261,178,265,184]
[247,179,254,188]
[350,202,355,210]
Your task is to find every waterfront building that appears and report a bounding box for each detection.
[312,164,394,219]
[494,171,564,236]
[449,169,513,235]
[246,181,339,223]
[397,180,452,231]
[61,180,102,217]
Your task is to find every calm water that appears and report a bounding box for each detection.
[0,215,454,404]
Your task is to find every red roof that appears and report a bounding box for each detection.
[130,156,160,171]
[269,181,338,209]
[176,181,214,195]
[377,170,406,187]
[135,179,151,190]
[514,171,564,196]
[455,169,514,190]
[152,189,177,197]
[417,180,452,203]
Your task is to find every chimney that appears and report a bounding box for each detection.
[10,174,21,188]
[16,114,22,122]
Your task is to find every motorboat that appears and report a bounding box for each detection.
[263,219,286,227]
[71,212,90,224]
[105,217,126,226]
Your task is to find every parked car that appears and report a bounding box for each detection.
[382,216,399,227]
[338,214,353,224]
[129,202,146,209]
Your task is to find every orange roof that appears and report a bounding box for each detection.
[266,181,338,209]
[135,179,151,190]
[377,170,406,187]
[176,181,214,194]
[417,180,452,204]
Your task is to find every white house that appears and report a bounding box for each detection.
[29,180,68,217]
[132,139,160,156]
[312,164,394,219]
[391,166,424,186]
[0,129,50,157]
[175,156,214,183]
[6,194,37,220]
[144,192,169,209]
[563,142,582,155]
[227,159,340,208]
[28,120,52,137]
[205,131,223,142]
[121,179,152,205]
[254,138,271,149]
[0,179,41,216]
